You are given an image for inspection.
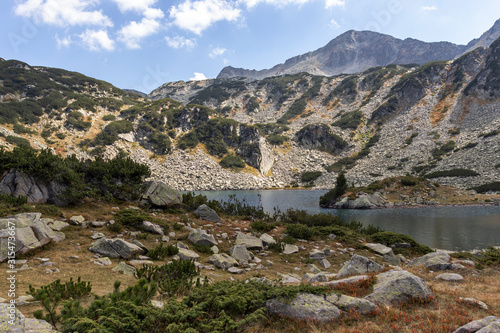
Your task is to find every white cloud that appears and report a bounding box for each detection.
[421,5,437,11]
[170,0,241,35]
[165,36,196,49]
[56,34,72,48]
[15,0,112,27]
[325,0,345,9]
[242,0,310,8]
[111,0,157,12]
[80,29,115,51]
[190,72,208,81]
[118,18,161,49]
[209,47,226,58]
[329,19,340,29]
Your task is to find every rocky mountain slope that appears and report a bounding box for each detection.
[1,38,500,192]
[217,20,500,80]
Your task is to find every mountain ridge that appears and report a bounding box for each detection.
[217,20,500,80]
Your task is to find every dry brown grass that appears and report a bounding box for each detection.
[1,203,498,332]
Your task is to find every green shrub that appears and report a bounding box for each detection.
[115,209,151,228]
[369,231,433,256]
[148,244,179,260]
[470,182,500,193]
[404,132,418,145]
[193,244,213,254]
[478,129,500,138]
[102,114,116,121]
[107,222,123,232]
[136,261,200,298]
[431,140,456,158]
[177,131,199,150]
[285,223,313,240]
[250,220,276,233]
[267,134,289,145]
[319,171,347,206]
[220,154,245,170]
[13,123,34,134]
[400,176,418,186]
[28,277,91,327]
[425,168,479,178]
[5,135,30,147]
[301,171,322,183]
[332,110,363,130]
[66,111,91,131]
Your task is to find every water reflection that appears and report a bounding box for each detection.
[187,190,500,251]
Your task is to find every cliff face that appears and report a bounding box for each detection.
[217,20,500,81]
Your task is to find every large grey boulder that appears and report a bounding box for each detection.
[453,316,500,333]
[337,254,384,278]
[141,221,164,235]
[177,248,200,261]
[141,181,182,207]
[188,229,217,246]
[0,169,68,205]
[193,204,221,222]
[0,213,66,262]
[230,245,253,263]
[0,303,25,332]
[89,238,145,259]
[209,253,238,269]
[321,275,369,288]
[266,293,342,322]
[283,243,298,254]
[410,252,451,270]
[365,270,433,305]
[259,233,276,247]
[326,294,380,315]
[235,233,263,250]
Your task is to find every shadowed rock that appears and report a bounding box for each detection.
[337,254,384,278]
[194,204,221,222]
[266,293,342,322]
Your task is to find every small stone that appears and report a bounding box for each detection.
[69,215,85,225]
[112,262,137,276]
[211,245,219,254]
[97,257,112,266]
[283,244,299,255]
[91,232,106,240]
[435,273,464,281]
[91,221,106,228]
[319,258,331,269]
[458,297,489,310]
[228,267,244,274]
[162,236,170,242]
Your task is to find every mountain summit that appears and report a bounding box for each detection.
[217,20,500,80]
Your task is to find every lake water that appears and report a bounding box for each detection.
[188,190,500,252]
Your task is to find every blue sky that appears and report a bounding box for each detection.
[1,0,500,93]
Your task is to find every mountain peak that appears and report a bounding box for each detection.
[217,19,500,80]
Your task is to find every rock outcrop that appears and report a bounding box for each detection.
[141,181,182,207]
[0,213,65,262]
[89,238,145,259]
[0,169,68,205]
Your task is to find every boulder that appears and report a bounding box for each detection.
[0,169,67,205]
[0,213,41,229]
[141,181,182,207]
[365,270,433,305]
[211,245,219,254]
[89,238,145,259]
[259,233,276,247]
[326,294,380,315]
[188,229,217,246]
[177,248,200,261]
[209,253,238,269]
[409,252,451,270]
[69,215,85,225]
[13,227,41,255]
[25,317,54,332]
[337,254,384,278]
[310,249,326,260]
[283,244,299,254]
[453,316,500,333]
[321,275,369,287]
[31,220,60,246]
[141,221,164,235]
[235,233,263,250]
[0,303,25,332]
[193,204,221,222]
[228,267,244,274]
[112,262,137,276]
[365,243,394,256]
[435,273,464,282]
[47,220,69,231]
[230,245,253,263]
[319,258,331,269]
[266,293,342,322]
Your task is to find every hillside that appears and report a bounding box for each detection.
[1,40,500,193]
[217,19,500,80]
